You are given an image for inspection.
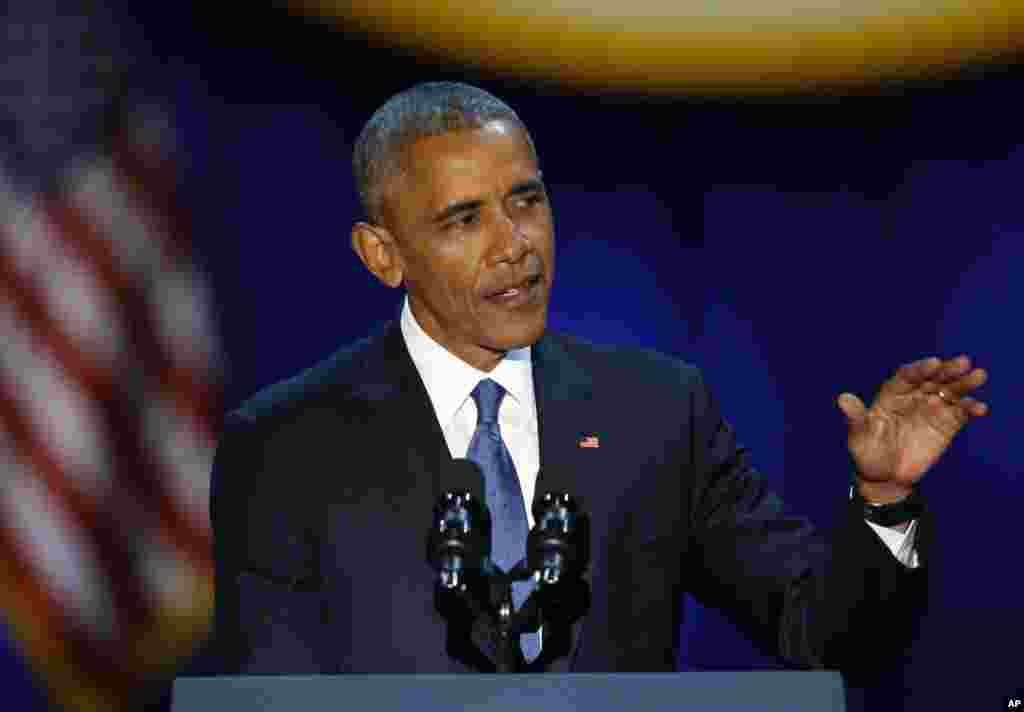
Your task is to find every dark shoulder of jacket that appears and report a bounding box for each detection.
[543,330,705,395]
[222,321,392,437]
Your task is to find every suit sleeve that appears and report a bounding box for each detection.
[208,412,331,674]
[683,368,930,682]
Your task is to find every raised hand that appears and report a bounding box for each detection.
[836,355,989,503]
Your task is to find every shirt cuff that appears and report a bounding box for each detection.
[865,519,920,569]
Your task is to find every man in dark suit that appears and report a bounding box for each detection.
[208,82,989,679]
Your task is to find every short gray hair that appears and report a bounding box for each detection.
[352,82,535,224]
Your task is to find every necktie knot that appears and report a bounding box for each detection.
[471,378,505,426]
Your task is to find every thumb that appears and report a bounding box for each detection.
[836,392,868,428]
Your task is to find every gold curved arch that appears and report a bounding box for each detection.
[293,0,1024,93]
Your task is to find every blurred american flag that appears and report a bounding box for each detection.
[0,2,221,709]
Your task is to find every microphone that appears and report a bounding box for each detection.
[427,459,491,591]
[426,468,591,672]
[528,492,588,585]
[427,459,506,671]
[520,490,591,658]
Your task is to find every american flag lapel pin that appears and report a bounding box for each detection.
[578,434,600,449]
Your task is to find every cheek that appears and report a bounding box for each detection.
[426,251,481,308]
[526,211,555,247]
[530,226,556,273]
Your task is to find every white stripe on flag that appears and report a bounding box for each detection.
[71,159,220,376]
[0,431,118,640]
[69,158,166,276]
[0,296,114,495]
[142,397,214,533]
[150,263,220,373]
[0,177,127,366]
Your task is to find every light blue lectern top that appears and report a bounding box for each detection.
[173,671,845,712]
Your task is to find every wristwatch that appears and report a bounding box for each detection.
[849,483,924,526]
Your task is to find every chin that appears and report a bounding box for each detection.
[483,317,546,353]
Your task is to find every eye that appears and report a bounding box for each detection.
[444,211,479,231]
[514,192,545,210]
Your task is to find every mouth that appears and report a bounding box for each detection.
[484,274,544,307]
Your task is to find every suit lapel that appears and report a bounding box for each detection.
[532,334,597,671]
[533,334,595,513]
[348,318,451,516]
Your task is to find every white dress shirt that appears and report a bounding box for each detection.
[399,296,919,568]
[866,517,919,568]
[401,297,541,528]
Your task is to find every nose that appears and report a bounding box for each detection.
[490,212,531,265]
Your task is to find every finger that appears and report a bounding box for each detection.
[956,397,989,418]
[902,356,945,383]
[942,367,988,399]
[933,354,972,383]
[836,392,868,427]
[879,357,942,396]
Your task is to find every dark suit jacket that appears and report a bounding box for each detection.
[208,318,930,678]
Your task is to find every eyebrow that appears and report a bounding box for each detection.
[508,178,546,199]
[430,177,546,225]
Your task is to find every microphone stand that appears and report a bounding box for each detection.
[435,560,550,672]
[486,564,545,673]
[491,571,521,673]
[430,489,590,673]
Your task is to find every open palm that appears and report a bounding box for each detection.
[837,356,988,502]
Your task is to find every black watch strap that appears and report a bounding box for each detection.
[850,484,924,526]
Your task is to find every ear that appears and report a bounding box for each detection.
[351,221,404,288]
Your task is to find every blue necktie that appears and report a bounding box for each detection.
[466,378,540,662]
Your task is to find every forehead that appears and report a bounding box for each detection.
[394,120,539,212]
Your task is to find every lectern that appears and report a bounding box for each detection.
[173,671,845,712]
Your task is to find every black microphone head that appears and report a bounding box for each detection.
[528,490,590,584]
[428,459,491,583]
[531,491,577,520]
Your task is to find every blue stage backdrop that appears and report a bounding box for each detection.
[2,4,1020,711]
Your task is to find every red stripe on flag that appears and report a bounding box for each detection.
[42,198,215,519]
[0,377,153,630]
[43,196,217,445]
[0,225,211,553]
[1,208,213,567]
[0,253,157,622]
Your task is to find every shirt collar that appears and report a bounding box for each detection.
[400,296,535,430]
